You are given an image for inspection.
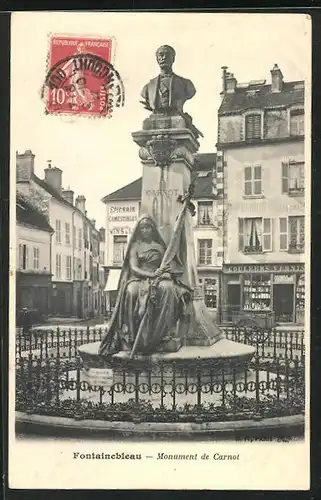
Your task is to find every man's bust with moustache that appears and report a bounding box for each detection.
[140,45,196,115]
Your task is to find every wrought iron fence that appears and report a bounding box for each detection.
[15,325,305,363]
[15,325,305,424]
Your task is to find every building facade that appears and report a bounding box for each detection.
[217,65,305,325]
[16,150,105,319]
[102,154,223,320]
[16,194,54,318]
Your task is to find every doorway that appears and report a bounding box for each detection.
[273,284,294,323]
[227,284,241,322]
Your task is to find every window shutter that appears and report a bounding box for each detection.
[238,218,244,251]
[245,114,262,140]
[279,217,288,250]
[25,245,29,269]
[244,166,252,195]
[262,218,272,251]
[281,162,289,193]
[254,165,262,195]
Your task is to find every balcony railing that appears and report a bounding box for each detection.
[288,243,304,254]
[243,245,263,254]
[197,218,213,226]
[288,187,304,197]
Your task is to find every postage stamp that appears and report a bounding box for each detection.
[42,35,125,117]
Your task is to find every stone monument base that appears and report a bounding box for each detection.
[78,338,255,377]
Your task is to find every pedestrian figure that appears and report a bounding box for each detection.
[21,307,32,339]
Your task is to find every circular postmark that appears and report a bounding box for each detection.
[41,52,125,118]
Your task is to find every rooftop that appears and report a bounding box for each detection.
[16,194,54,233]
[102,153,217,203]
[31,173,97,230]
[219,80,304,116]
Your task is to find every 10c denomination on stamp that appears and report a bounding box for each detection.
[43,35,125,118]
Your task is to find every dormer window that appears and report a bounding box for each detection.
[290,109,304,136]
[245,113,262,140]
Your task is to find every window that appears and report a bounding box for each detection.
[204,279,217,308]
[33,247,40,269]
[100,251,105,265]
[78,229,82,250]
[66,255,72,279]
[238,218,272,253]
[244,165,262,196]
[56,220,61,244]
[245,113,262,140]
[198,239,212,265]
[19,244,28,270]
[73,225,76,247]
[65,223,71,245]
[55,253,62,278]
[76,258,82,280]
[282,161,304,194]
[198,201,213,225]
[243,274,271,311]
[290,109,304,136]
[113,235,127,264]
[289,216,305,252]
[279,216,304,252]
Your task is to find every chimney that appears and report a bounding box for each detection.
[62,188,74,205]
[270,63,283,93]
[99,227,105,241]
[16,150,35,182]
[75,195,86,214]
[225,72,237,94]
[44,161,62,192]
[221,66,228,93]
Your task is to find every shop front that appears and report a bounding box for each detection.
[198,270,221,323]
[222,263,305,326]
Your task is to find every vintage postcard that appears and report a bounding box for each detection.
[9,12,311,490]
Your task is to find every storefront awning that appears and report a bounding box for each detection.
[104,269,121,292]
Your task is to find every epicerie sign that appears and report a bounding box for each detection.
[108,205,138,222]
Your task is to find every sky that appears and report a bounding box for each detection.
[11,12,311,228]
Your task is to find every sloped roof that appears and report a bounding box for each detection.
[32,173,97,230]
[102,153,217,203]
[102,178,142,203]
[219,81,304,116]
[16,195,53,233]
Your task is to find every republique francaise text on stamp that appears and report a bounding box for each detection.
[42,35,125,118]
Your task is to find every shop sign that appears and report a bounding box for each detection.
[109,227,133,235]
[224,263,304,274]
[108,205,138,222]
[273,274,295,284]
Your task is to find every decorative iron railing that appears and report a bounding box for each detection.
[15,326,305,363]
[15,325,305,425]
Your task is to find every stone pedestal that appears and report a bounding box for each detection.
[132,119,198,245]
[132,115,224,348]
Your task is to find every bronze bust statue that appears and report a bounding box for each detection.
[140,45,203,138]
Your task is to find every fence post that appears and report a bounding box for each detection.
[221,365,226,409]
[74,355,83,420]
[160,362,164,409]
[172,362,176,410]
[56,327,60,359]
[196,362,202,408]
[134,369,139,404]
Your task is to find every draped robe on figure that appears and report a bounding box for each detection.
[99,214,192,356]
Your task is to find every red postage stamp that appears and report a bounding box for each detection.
[43,35,125,118]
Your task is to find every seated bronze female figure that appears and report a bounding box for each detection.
[99,215,191,356]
